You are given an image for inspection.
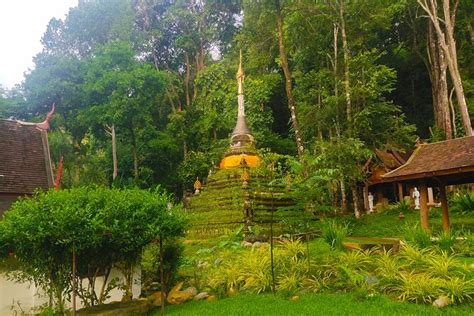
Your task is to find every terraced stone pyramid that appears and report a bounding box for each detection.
[186,167,300,239]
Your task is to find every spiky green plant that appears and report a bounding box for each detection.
[441,277,474,304]
[389,272,443,303]
[399,245,433,271]
[302,275,325,293]
[277,271,302,295]
[374,249,401,282]
[425,251,468,278]
[338,249,373,271]
[321,219,350,250]
[436,230,458,253]
[401,222,432,248]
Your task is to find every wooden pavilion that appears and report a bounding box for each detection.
[365,149,412,206]
[381,136,474,231]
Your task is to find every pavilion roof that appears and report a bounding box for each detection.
[382,136,474,184]
[0,120,54,194]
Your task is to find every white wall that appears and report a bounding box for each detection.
[0,268,141,315]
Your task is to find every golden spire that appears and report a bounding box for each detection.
[236,50,244,95]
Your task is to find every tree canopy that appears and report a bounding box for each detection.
[0,0,472,199]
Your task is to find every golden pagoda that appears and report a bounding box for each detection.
[219,51,261,169]
[186,52,298,239]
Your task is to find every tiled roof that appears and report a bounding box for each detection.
[368,149,411,184]
[0,120,53,194]
[382,136,474,182]
[374,149,407,170]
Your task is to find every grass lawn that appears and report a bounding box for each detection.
[349,208,474,238]
[150,293,474,315]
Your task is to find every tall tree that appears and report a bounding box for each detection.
[418,0,473,136]
[274,0,305,156]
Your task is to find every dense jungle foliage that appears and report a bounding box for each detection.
[0,0,472,205]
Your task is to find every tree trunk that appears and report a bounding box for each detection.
[111,125,118,180]
[333,22,339,98]
[418,0,473,136]
[449,87,457,138]
[340,179,348,213]
[427,22,452,139]
[185,52,191,108]
[139,0,159,70]
[275,0,304,156]
[105,124,118,180]
[130,126,139,180]
[338,0,352,125]
[351,185,360,218]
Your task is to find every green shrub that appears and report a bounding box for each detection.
[277,272,302,295]
[321,219,350,250]
[401,222,432,248]
[399,245,432,271]
[441,277,474,304]
[425,251,467,278]
[390,200,411,214]
[435,230,458,253]
[0,187,187,312]
[203,240,310,295]
[338,249,373,271]
[374,249,401,283]
[141,240,184,295]
[450,192,474,215]
[389,272,443,303]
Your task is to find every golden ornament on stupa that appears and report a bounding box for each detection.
[193,177,202,191]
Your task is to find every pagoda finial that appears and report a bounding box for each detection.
[230,50,254,149]
[236,50,244,95]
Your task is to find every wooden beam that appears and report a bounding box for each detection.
[419,183,429,231]
[439,184,450,232]
[398,183,404,202]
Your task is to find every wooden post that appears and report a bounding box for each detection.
[397,183,404,202]
[439,184,450,232]
[419,183,429,231]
